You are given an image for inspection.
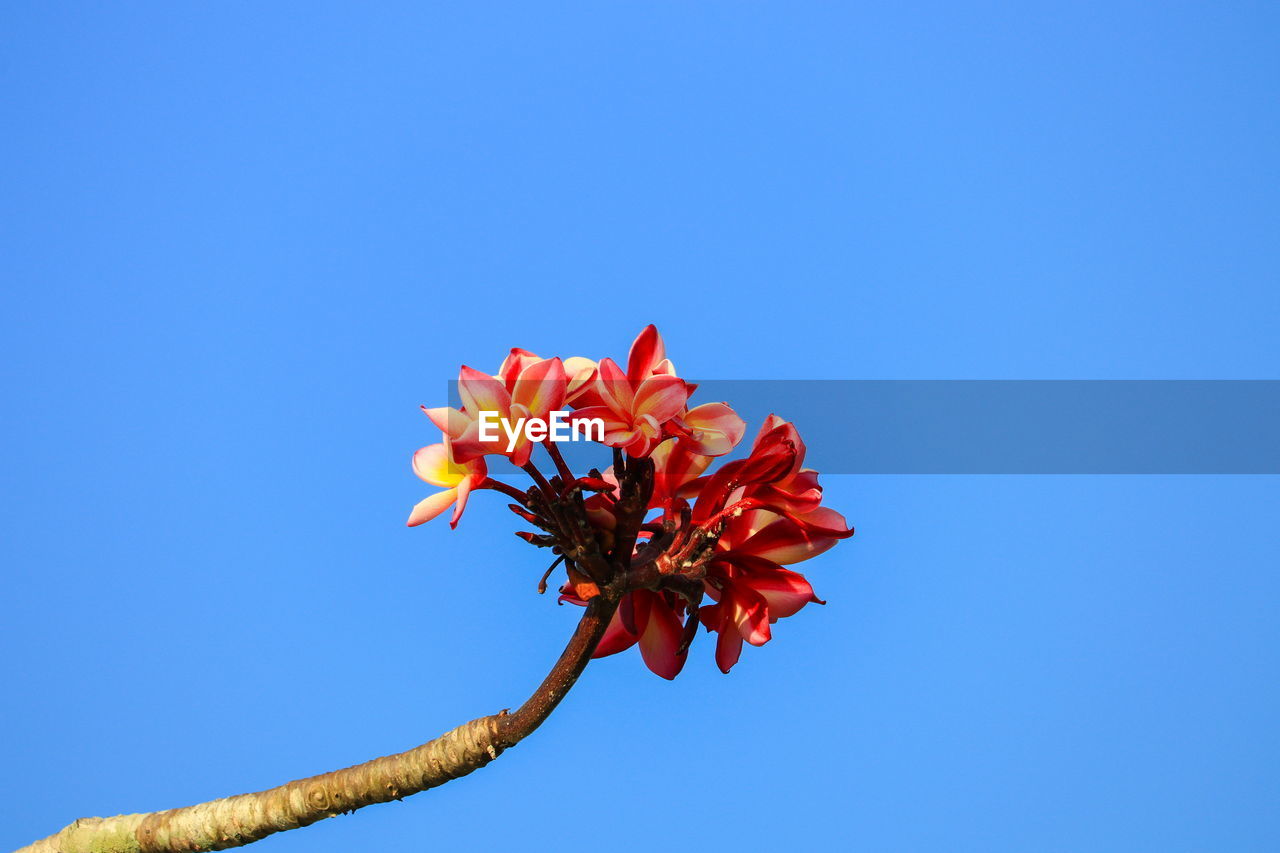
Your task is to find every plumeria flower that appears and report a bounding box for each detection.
[562,356,600,405]
[698,572,772,673]
[650,438,714,505]
[407,440,488,529]
[560,324,674,409]
[570,357,690,458]
[699,559,823,673]
[681,504,845,673]
[425,357,567,467]
[738,415,824,514]
[497,345,603,410]
[671,402,747,457]
[686,419,804,527]
[563,325,743,458]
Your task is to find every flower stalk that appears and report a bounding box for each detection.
[16,596,621,853]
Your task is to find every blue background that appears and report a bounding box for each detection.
[3,3,1278,851]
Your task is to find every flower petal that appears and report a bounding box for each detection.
[726,584,772,645]
[751,414,807,471]
[626,324,666,383]
[510,441,533,468]
[593,602,640,658]
[564,357,601,406]
[511,357,567,418]
[713,618,745,673]
[406,488,458,527]
[651,439,714,502]
[734,516,839,565]
[594,358,634,415]
[681,402,747,456]
[746,470,824,514]
[449,474,476,528]
[718,556,822,620]
[446,418,490,464]
[637,593,688,679]
[498,347,541,387]
[422,406,469,440]
[633,373,688,424]
[458,365,511,417]
[412,444,463,488]
[795,506,853,537]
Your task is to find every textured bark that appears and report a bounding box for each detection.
[17,595,619,853]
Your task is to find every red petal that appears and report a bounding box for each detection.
[795,506,853,537]
[725,584,772,645]
[511,357,567,418]
[633,374,688,424]
[722,556,822,620]
[626,324,666,383]
[619,591,641,636]
[593,606,640,658]
[447,419,490,464]
[680,402,747,457]
[746,483,820,515]
[423,406,468,440]
[651,440,714,502]
[568,405,619,423]
[735,516,840,565]
[498,348,541,387]
[458,366,511,416]
[714,622,745,673]
[594,358,634,415]
[509,441,533,468]
[751,414,807,469]
[564,357,603,408]
[605,427,641,448]
[637,594,688,679]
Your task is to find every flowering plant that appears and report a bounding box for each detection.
[22,326,857,853]
[410,325,854,677]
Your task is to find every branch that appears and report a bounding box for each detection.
[16,594,621,853]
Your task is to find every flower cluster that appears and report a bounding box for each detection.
[409,326,853,677]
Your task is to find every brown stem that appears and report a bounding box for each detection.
[485,477,532,504]
[15,595,622,853]
[521,461,554,496]
[497,592,618,740]
[541,440,576,486]
[610,456,653,572]
[537,555,566,594]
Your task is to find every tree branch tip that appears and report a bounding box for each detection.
[18,576,619,853]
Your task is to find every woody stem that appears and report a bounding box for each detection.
[485,477,532,504]
[542,440,576,486]
[522,461,555,496]
[16,593,621,853]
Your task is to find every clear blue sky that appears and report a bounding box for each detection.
[3,3,1278,851]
